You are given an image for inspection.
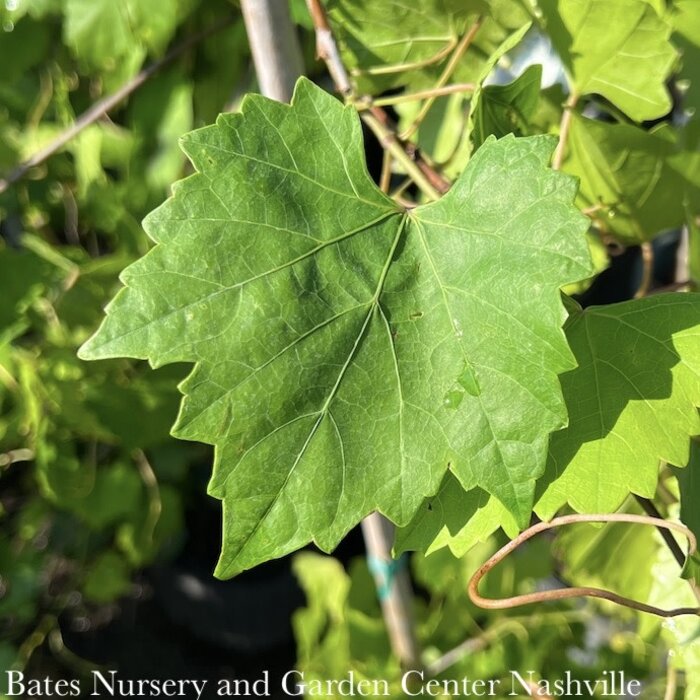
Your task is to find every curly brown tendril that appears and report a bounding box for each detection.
[468,513,700,618]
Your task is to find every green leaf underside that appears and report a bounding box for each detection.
[539,0,676,121]
[394,471,518,557]
[537,294,700,518]
[402,295,700,556]
[471,64,542,151]
[79,78,591,577]
[565,114,700,244]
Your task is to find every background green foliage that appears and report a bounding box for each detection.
[2,0,700,697]
[0,0,252,689]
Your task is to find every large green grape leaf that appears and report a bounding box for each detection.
[79,78,591,576]
[326,0,531,95]
[538,0,677,121]
[536,294,700,518]
[564,114,700,244]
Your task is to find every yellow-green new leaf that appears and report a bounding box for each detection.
[79,79,591,576]
[564,114,700,244]
[539,0,677,121]
[395,472,518,557]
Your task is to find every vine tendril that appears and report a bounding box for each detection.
[468,513,700,618]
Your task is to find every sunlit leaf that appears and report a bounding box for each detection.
[79,78,591,576]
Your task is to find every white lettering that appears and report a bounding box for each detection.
[6,671,24,696]
[509,671,534,696]
[401,670,424,696]
[281,671,304,696]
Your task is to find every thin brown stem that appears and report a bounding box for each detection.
[359,83,475,109]
[15,615,57,671]
[651,280,694,294]
[663,654,678,700]
[306,0,352,96]
[634,242,654,298]
[426,611,588,676]
[468,513,700,618]
[361,112,440,201]
[0,17,235,195]
[305,0,450,199]
[379,150,393,194]
[390,176,413,201]
[355,39,456,77]
[0,448,34,468]
[401,19,483,141]
[552,93,579,170]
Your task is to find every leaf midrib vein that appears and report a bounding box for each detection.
[226,217,408,562]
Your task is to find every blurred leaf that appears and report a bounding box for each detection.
[0,244,62,332]
[82,551,131,603]
[292,553,350,663]
[62,462,142,530]
[327,0,531,94]
[670,0,700,119]
[556,516,657,615]
[62,0,182,75]
[117,484,183,566]
[0,538,42,623]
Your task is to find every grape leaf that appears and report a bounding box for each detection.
[0,245,61,333]
[536,294,700,519]
[564,114,700,244]
[394,20,531,178]
[82,551,131,603]
[62,0,183,81]
[538,0,676,121]
[79,78,591,576]
[471,63,542,150]
[326,0,531,94]
[394,472,518,557]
